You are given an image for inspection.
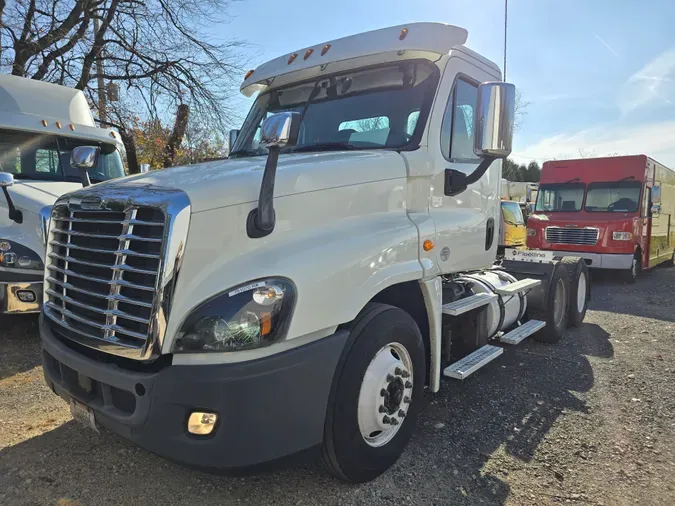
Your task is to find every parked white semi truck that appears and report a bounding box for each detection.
[0,75,125,315]
[39,23,589,482]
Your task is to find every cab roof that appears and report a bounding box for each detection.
[0,74,122,149]
[240,22,472,97]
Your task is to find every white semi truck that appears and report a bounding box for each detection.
[0,75,125,315]
[39,23,589,483]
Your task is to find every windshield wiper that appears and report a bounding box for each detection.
[291,142,358,153]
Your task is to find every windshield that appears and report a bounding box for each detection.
[535,183,586,212]
[501,201,525,225]
[0,129,125,183]
[231,61,439,157]
[585,181,642,213]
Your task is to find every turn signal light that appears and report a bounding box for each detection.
[187,412,218,435]
[423,240,434,251]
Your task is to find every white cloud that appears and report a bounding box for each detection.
[514,120,675,166]
[620,48,675,114]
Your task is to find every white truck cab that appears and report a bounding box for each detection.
[39,23,589,482]
[0,75,125,314]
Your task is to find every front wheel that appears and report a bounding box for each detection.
[321,303,425,483]
[623,254,640,283]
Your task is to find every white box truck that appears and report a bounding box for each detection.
[38,23,589,482]
[0,75,125,315]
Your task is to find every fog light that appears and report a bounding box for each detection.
[187,412,218,435]
[16,290,36,303]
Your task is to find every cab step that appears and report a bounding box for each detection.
[442,292,497,316]
[493,278,541,296]
[500,319,546,345]
[443,345,503,380]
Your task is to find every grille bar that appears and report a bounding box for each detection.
[46,276,154,308]
[46,289,151,324]
[47,264,156,292]
[49,240,160,259]
[47,252,158,275]
[43,308,144,348]
[45,301,148,340]
[57,229,163,243]
[53,216,165,227]
[545,227,598,245]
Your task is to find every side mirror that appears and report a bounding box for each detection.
[229,129,240,150]
[651,203,661,218]
[0,172,22,223]
[247,112,302,238]
[651,184,662,204]
[0,172,14,188]
[70,146,100,187]
[259,112,301,150]
[140,164,150,174]
[474,82,516,158]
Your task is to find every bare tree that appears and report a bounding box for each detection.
[1,0,246,171]
[514,89,529,132]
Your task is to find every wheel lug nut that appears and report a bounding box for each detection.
[391,418,399,425]
[404,396,411,404]
[398,409,406,417]
[380,388,387,397]
[401,370,410,378]
[405,381,412,388]
[395,367,402,376]
[383,416,391,424]
[386,374,394,382]
[379,405,386,413]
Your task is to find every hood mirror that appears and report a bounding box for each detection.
[229,129,240,151]
[0,172,22,223]
[70,146,100,187]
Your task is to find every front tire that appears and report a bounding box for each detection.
[321,303,425,483]
[624,254,640,283]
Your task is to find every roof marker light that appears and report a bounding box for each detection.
[244,69,255,80]
[304,48,314,60]
[399,28,409,40]
[321,44,331,56]
[69,124,75,131]
[287,53,298,65]
[56,122,62,129]
[41,120,48,127]
[110,131,116,138]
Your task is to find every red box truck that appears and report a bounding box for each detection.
[526,155,675,282]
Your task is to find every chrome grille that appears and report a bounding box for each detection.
[545,226,598,246]
[44,205,165,351]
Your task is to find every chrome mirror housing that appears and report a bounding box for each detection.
[474,82,515,158]
[259,112,301,150]
[0,172,14,188]
[70,146,100,169]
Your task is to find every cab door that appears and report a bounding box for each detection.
[424,51,502,274]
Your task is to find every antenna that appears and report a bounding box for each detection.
[503,0,508,81]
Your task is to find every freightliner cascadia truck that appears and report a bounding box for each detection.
[39,23,589,482]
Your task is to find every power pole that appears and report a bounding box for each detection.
[94,17,107,123]
[503,0,508,81]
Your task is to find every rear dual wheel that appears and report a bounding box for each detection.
[562,257,589,327]
[531,262,570,344]
[321,303,425,483]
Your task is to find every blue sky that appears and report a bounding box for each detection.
[221,0,675,165]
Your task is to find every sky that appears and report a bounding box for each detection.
[219,0,675,166]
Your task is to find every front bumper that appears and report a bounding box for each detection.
[0,281,42,314]
[40,316,349,470]
[547,251,633,270]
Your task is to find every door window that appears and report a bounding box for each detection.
[440,77,479,161]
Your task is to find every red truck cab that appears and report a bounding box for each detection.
[527,155,675,281]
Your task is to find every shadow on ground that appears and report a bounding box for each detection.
[0,314,41,380]
[0,319,613,506]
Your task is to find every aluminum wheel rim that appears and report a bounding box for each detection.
[357,342,414,448]
[632,258,637,278]
[553,278,566,328]
[576,271,587,313]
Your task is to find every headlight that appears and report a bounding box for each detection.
[172,278,296,353]
[0,240,43,270]
[527,228,537,236]
[612,231,632,241]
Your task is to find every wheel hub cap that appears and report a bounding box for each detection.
[357,343,413,447]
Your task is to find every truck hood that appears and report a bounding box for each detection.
[6,180,83,216]
[95,151,404,213]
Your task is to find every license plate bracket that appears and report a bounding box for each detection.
[69,398,99,432]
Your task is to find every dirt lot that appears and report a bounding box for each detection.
[1,266,674,506]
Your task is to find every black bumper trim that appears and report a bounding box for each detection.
[41,316,348,470]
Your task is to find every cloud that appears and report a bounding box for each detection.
[513,120,675,166]
[620,48,675,114]
[592,32,620,59]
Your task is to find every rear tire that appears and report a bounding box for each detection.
[321,303,425,483]
[561,257,589,327]
[530,263,570,344]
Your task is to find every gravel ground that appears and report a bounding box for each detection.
[1,266,674,506]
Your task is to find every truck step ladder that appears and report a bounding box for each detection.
[493,278,541,296]
[442,293,497,316]
[443,345,503,380]
[500,319,546,345]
